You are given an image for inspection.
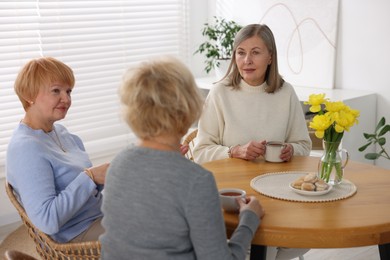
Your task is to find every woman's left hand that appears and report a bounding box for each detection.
[180,144,189,156]
[280,143,294,161]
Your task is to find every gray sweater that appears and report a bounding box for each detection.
[100,146,260,260]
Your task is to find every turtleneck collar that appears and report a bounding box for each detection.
[239,80,268,93]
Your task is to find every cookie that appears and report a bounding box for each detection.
[303,173,318,183]
[301,182,316,191]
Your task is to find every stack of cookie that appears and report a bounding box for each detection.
[291,173,329,192]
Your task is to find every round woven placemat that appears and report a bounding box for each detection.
[250,171,357,203]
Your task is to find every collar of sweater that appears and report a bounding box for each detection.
[240,80,268,92]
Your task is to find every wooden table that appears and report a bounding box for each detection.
[202,156,390,260]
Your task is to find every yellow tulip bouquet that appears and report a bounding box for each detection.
[305,94,360,183]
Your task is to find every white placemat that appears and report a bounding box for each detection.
[250,171,357,203]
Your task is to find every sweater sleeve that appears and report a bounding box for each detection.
[7,137,97,235]
[186,171,259,260]
[193,87,231,164]
[228,210,260,251]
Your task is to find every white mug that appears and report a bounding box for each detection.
[218,188,246,212]
[265,141,286,162]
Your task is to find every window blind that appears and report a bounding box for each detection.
[0,0,189,177]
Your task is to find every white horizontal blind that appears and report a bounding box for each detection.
[0,0,189,177]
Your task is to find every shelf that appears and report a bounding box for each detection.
[196,77,375,102]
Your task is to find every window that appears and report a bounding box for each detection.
[0,0,189,177]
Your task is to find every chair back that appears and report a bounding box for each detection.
[5,182,101,260]
[182,128,198,161]
[4,250,38,260]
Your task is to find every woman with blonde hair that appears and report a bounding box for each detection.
[100,56,264,259]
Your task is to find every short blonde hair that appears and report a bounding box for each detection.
[14,57,75,111]
[120,56,204,139]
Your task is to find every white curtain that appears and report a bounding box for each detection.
[0,0,189,177]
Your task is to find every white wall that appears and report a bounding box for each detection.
[336,0,390,169]
[0,178,22,227]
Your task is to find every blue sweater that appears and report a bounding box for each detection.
[6,123,103,242]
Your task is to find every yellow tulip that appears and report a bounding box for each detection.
[306,93,360,142]
[304,93,327,113]
[309,114,332,138]
[336,110,359,130]
[325,101,346,112]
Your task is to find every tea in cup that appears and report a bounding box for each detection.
[218,188,246,212]
[265,141,286,162]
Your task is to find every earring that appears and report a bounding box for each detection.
[29,101,34,105]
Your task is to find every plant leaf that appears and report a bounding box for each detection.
[378,137,386,145]
[365,153,381,160]
[358,142,371,152]
[378,125,390,136]
[363,133,376,139]
[375,117,386,132]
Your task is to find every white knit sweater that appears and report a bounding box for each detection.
[193,79,312,164]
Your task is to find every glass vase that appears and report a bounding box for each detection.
[317,141,349,185]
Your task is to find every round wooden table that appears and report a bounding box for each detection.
[202,156,390,259]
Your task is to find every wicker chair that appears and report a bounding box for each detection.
[182,128,198,161]
[5,182,101,260]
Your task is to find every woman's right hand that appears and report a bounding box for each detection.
[238,196,265,219]
[87,163,110,185]
[232,140,267,160]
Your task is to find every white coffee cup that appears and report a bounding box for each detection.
[265,141,286,162]
[218,188,246,212]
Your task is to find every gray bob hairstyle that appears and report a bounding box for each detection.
[222,24,284,93]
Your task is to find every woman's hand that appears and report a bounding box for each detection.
[87,163,110,185]
[280,143,294,161]
[232,140,267,160]
[180,144,189,156]
[238,196,265,219]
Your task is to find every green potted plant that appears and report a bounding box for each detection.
[359,117,390,160]
[194,16,242,75]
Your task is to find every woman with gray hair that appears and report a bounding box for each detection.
[193,24,311,259]
[194,24,312,165]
